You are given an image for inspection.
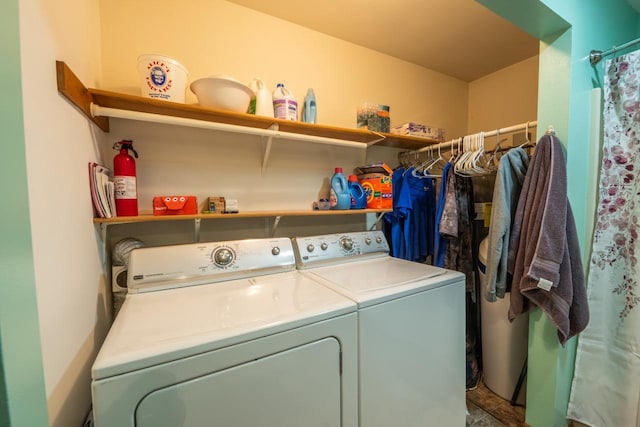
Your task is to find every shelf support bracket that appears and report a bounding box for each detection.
[56,61,110,132]
[194,218,201,242]
[261,123,277,175]
[366,132,387,146]
[369,212,386,230]
[271,215,282,237]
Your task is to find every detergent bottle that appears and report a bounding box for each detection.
[348,175,367,209]
[301,88,317,123]
[273,83,297,120]
[330,168,351,210]
[248,79,259,114]
[248,77,274,117]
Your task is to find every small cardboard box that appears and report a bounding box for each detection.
[355,163,393,209]
[153,196,197,215]
[208,197,225,213]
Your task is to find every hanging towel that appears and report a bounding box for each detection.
[507,134,589,345]
[483,147,529,301]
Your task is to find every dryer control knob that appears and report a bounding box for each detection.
[320,242,328,251]
[306,244,315,253]
[365,237,372,245]
[213,247,234,266]
[376,236,383,244]
[271,246,280,256]
[340,237,354,251]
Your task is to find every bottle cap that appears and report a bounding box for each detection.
[348,175,358,182]
[334,167,343,173]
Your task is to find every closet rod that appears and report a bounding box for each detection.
[413,120,537,154]
[590,37,640,66]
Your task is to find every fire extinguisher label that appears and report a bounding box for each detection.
[114,176,137,199]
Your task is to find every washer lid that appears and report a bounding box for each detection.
[92,271,356,380]
[305,257,465,306]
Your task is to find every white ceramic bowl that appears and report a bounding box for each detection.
[190,76,253,113]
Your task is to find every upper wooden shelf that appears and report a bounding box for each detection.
[93,208,391,225]
[56,61,438,151]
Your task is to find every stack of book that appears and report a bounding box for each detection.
[88,162,116,218]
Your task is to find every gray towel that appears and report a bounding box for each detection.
[507,134,589,345]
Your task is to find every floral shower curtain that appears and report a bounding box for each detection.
[567,51,640,426]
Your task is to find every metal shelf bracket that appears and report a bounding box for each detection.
[369,212,386,230]
[271,215,282,237]
[194,218,201,242]
[261,123,277,175]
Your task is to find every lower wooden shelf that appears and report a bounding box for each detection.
[93,209,391,225]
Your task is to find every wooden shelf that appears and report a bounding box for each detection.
[56,61,437,151]
[93,209,391,225]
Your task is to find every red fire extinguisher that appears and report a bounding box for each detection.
[113,140,139,217]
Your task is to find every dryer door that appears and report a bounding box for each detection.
[135,337,342,427]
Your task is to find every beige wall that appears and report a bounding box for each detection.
[468,55,539,146]
[99,0,468,135]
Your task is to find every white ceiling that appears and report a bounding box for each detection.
[226,0,539,82]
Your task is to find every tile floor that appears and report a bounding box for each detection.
[466,379,526,427]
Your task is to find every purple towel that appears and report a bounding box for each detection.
[507,134,589,345]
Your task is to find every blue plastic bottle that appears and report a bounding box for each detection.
[348,175,367,209]
[330,168,351,210]
[302,88,317,124]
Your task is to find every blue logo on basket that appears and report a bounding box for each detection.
[149,66,166,87]
[143,60,173,95]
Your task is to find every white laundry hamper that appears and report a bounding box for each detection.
[477,237,528,404]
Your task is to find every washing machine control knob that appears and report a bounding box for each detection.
[320,242,328,251]
[271,246,280,256]
[340,237,354,251]
[212,247,234,267]
[365,237,372,245]
[307,244,315,253]
[376,236,383,244]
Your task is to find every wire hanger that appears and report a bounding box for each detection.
[518,121,532,148]
[448,138,461,164]
[483,128,501,172]
[422,143,446,178]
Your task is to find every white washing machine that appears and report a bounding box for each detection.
[91,237,358,427]
[293,231,466,427]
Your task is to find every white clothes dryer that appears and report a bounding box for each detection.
[91,237,358,427]
[293,231,466,427]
